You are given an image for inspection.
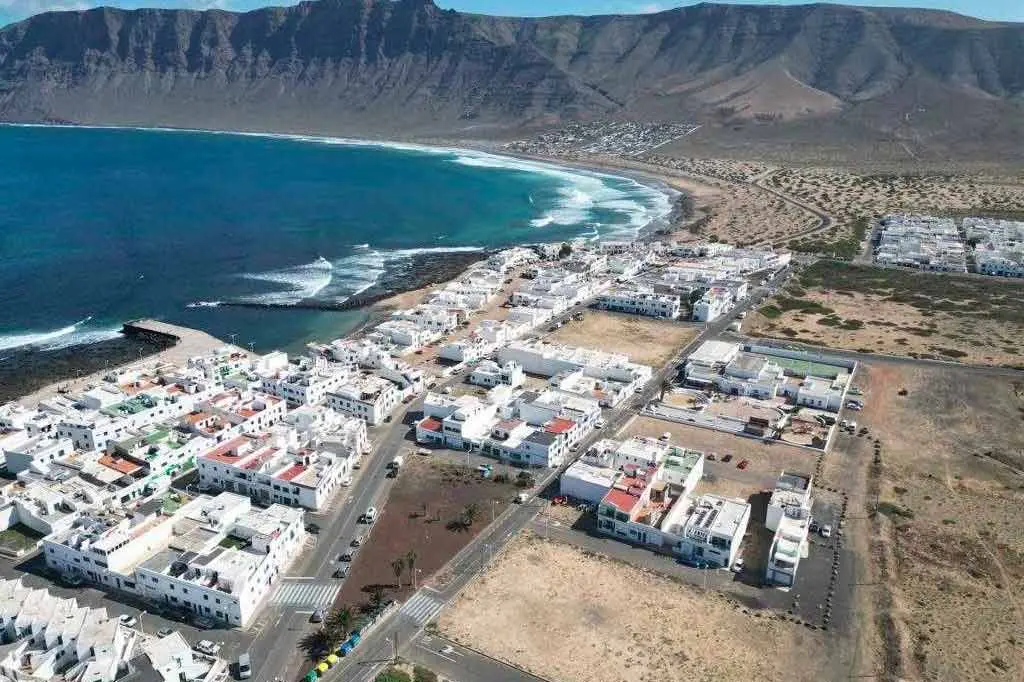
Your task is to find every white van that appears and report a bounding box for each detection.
[237,653,251,679]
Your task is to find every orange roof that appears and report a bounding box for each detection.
[277,464,307,482]
[419,417,443,433]
[603,487,641,515]
[98,455,142,476]
[545,418,575,435]
[202,435,251,464]
[184,411,212,425]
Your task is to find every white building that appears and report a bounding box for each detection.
[3,435,75,475]
[196,433,351,510]
[259,358,349,406]
[374,320,441,350]
[765,472,814,587]
[0,578,140,682]
[498,340,652,386]
[596,287,681,319]
[676,494,751,569]
[469,361,525,389]
[560,460,621,504]
[692,287,734,322]
[390,304,461,333]
[327,375,401,425]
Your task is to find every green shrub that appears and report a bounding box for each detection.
[413,666,438,682]
[375,669,412,682]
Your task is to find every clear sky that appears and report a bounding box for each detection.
[0,0,1020,31]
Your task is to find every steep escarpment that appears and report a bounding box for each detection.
[0,0,1022,155]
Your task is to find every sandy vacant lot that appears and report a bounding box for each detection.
[746,261,1024,366]
[840,362,1024,682]
[439,533,827,682]
[622,416,817,484]
[547,309,698,368]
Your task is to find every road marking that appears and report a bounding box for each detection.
[270,580,341,608]
[400,592,444,625]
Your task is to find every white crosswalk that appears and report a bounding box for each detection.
[271,580,341,608]
[400,592,444,625]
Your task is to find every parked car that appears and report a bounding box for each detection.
[237,653,252,680]
[820,524,833,538]
[157,627,174,638]
[809,520,821,533]
[706,453,717,461]
[118,615,138,628]
[333,567,348,579]
[351,534,363,547]
[195,640,221,655]
[722,454,733,463]
[340,551,355,562]
[362,507,378,524]
[192,616,215,630]
[595,418,606,429]
[736,459,749,470]
[846,401,863,411]
[305,523,320,534]
[310,608,325,623]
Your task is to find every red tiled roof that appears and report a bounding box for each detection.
[419,417,443,433]
[202,435,251,464]
[98,455,142,476]
[277,464,306,482]
[242,446,279,471]
[603,487,640,515]
[545,418,575,435]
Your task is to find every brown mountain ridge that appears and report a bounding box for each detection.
[0,0,1022,162]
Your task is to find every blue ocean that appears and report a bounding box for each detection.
[0,125,671,360]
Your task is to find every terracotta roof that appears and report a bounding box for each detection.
[98,455,142,476]
[202,435,251,464]
[277,464,306,482]
[545,417,575,435]
[419,417,443,433]
[603,487,640,515]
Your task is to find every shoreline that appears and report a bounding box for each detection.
[0,124,680,403]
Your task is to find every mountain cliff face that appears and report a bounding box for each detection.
[0,0,1022,155]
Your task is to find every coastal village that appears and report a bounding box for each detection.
[0,228,879,682]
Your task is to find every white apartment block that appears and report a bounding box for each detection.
[498,340,652,386]
[875,215,967,272]
[965,217,1024,278]
[390,304,461,333]
[676,494,751,569]
[196,433,351,510]
[374,320,441,349]
[3,435,75,475]
[596,287,681,319]
[692,286,734,322]
[45,492,304,628]
[327,375,401,425]
[765,472,814,587]
[259,357,349,406]
[469,361,525,389]
[0,578,141,682]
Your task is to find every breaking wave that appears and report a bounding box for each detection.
[0,317,122,353]
[239,257,335,305]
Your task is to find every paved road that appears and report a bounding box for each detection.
[404,633,549,682]
[329,271,795,682]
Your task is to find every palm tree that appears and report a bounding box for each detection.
[324,607,353,646]
[390,557,405,588]
[298,628,332,659]
[405,550,418,587]
[369,586,386,613]
[462,503,481,528]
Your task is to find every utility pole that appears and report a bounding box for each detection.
[391,633,399,664]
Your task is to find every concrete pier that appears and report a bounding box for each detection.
[17,320,243,406]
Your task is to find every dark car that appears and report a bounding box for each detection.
[333,567,348,579]
[340,551,355,562]
[722,454,733,463]
[737,459,749,470]
[305,523,320,535]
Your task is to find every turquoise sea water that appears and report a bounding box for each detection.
[0,125,672,356]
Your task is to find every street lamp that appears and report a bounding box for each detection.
[138,610,147,635]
